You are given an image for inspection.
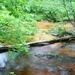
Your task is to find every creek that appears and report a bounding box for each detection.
[0,22,75,75]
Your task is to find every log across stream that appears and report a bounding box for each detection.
[0,36,75,51]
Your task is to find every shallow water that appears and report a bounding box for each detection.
[0,42,75,75]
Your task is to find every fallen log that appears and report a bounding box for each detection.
[28,36,75,46]
[0,36,75,52]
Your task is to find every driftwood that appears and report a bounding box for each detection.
[0,36,75,52]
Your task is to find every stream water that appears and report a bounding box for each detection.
[0,42,75,75]
[0,22,75,75]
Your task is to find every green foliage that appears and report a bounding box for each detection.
[0,12,36,44]
[1,0,75,22]
[47,23,67,37]
[10,72,15,75]
[47,23,75,38]
[7,51,17,59]
[24,0,62,21]
[0,1,37,52]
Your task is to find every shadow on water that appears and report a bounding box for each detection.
[0,42,75,75]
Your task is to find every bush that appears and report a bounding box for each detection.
[0,8,36,52]
[47,23,69,37]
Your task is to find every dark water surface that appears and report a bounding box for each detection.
[0,43,75,75]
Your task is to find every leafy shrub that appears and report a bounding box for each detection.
[47,23,68,37]
[1,0,75,22]
[0,9,36,52]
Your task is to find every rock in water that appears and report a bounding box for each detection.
[0,52,8,68]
